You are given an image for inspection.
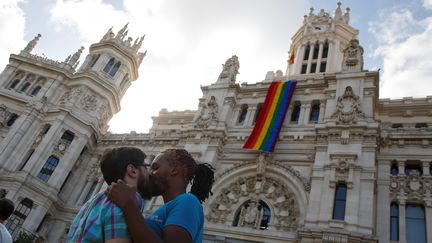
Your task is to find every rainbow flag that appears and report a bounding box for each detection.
[243,80,297,152]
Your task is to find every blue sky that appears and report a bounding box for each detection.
[1,0,432,133]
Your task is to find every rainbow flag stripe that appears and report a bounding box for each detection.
[243,80,297,152]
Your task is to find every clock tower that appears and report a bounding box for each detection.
[286,2,357,76]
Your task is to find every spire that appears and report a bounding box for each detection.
[334,2,342,20]
[23,34,42,53]
[101,26,114,41]
[343,7,350,24]
[68,46,84,66]
[116,23,129,40]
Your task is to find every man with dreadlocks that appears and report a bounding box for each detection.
[106,148,215,243]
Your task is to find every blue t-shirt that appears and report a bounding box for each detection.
[146,193,203,243]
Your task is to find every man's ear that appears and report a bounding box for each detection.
[126,164,138,179]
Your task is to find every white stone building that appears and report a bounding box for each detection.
[0,3,431,243]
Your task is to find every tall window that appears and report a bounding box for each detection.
[89,54,100,68]
[6,198,33,236]
[303,45,310,61]
[390,203,399,241]
[290,102,301,123]
[309,102,320,123]
[31,86,41,96]
[253,103,263,124]
[20,82,31,92]
[237,104,248,125]
[390,161,398,176]
[332,183,347,220]
[406,204,426,243]
[322,42,329,58]
[61,130,74,144]
[6,114,18,127]
[103,58,115,73]
[19,149,34,171]
[37,155,59,182]
[9,79,20,89]
[103,58,121,77]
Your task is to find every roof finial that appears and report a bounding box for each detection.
[68,46,84,66]
[334,1,343,20]
[116,23,129,40]
[23,34,42,53]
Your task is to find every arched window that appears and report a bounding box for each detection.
[31,86,41,96]
[309,102,320,123]
[237,104,248,125]
[6,114,18,127]
[253,103,263,124]
[6,198,33,235]
[9,79,20,89]
[390,161,398,176]
[303,44,310,61]
[332,183,347,220]
[61,130,75,144]
[109,62,121,77]
[37,155,59,182]
[233,200,271,230]
[390,203,399,241]
[290,102,301,123]
[20,82,31,92]
[103,58,115,73]
[89,54,100,68]
[406,204,426,243]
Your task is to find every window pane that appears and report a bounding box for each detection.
[406,205,426,243]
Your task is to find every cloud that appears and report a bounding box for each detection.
[370,8,432,98]
[0,0,26,70]
[423,0,432,9]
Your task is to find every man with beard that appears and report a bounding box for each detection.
[106,148,215,243]
[67,147,152,243]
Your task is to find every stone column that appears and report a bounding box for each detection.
[302,103,311,125]
[399,199,406,243]
[243,107,254,127]
[284,106,293,127]
[22,203,49,232]
[398,160,405,175]
[295,44,306,75]
[327,40,335,72]
[231,108,240,126]
[298,103,306,125]
[0,65,17,86]
[316,41,324,73]
[306,43,315,74]
[318,101,325,122]
[421,160,430,175]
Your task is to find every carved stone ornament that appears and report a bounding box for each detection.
[207,176,299,231]
[195,96,218,128]
[342,39,364,72]
[332,86,364,124]
[0,104,11,127]
[217,55,240,83]
[389,171,431,201]
[238,200,263,229]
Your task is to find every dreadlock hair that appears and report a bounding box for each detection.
[161,149,215,204]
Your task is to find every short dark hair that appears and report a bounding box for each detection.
[100,147,146,185]
[0,198,15,220]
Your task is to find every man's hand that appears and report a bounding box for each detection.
[105,179,135,209]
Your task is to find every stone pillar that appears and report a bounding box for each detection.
[231,108,240,125]
[298,103,306,125]
[302,103,311,125]
[22,203,49,232]
[398,160,405,175]
[295,44,306,75]
[327,40,335,72]
[306,43,315,74]
[0,65,17,86]
[49,135,87,189]
[318,101,325,122]
[399,199,406,243]
[243,107,254,127]
[0,107,38,169]
[316,41,324,73]
[284,106,293,127]
[421,160,430,175]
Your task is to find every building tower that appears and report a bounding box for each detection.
[0,24,145,242]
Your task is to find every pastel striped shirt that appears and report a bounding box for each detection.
[66,192,144,243]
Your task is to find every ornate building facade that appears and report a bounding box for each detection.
[0,3,431,243]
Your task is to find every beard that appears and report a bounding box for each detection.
[137,175,153,200]
[149,174,168,197]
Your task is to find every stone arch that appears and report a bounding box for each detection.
[206,162,309,232]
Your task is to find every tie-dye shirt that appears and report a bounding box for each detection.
[66,192,144,242]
